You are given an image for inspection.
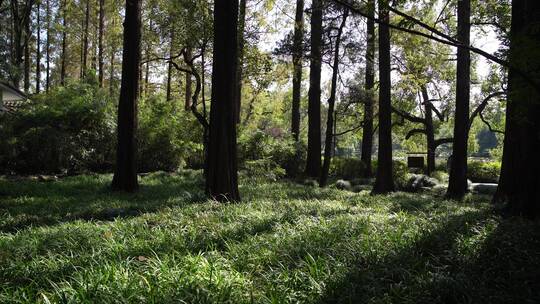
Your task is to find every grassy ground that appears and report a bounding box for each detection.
[0,171,539,304]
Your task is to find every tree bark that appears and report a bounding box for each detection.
[494,0,540,217]
[60,0,66,85]
[35,1,41,94]
[166,30,174,101]
[320,9,348,187]
[305,0,323,179]
[372,0,394,194]
[291,0,304,141]
[111,0,141,192]
[10,0,34,90]
[206,0,240,202]
[45,0,50,91]
[235,0,247,123]
[361,0,375,178]
[82,0,90,78]
[23,16,30,92]
[98,0,104,87]
[184,46,192,110]
[109,17,116,95]
[421,86,435,176]
[446,0,470,199]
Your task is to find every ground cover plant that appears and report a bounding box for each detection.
[1,173,539,304]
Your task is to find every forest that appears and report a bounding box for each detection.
[0,0,539,302]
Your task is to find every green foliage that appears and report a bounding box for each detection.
[137,96,202,172]
[372,159,409,189]
[330,157,366,180]
[0,81,116,174]
[468,160,501,183]
[0,81,203,174]
[1,174,539,303]
[393,160,410,189]
[238,129,301,178]
[432,170,449,183]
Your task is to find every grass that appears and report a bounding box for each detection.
[0,171,539,303]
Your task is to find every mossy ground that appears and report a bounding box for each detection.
[1,171,539,303]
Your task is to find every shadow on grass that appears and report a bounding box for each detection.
[0,172,206,233]
[318,207,509,304]
[451,217,540,303]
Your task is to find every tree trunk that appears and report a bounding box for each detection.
[184,47,192,110]
[36,1,41,94]
[45,0,50,91]
[111,0,141,192]
[206,0,240,202]
[291,0,304,141]
[494,0,540,217]
[446,0,470,199]
[82,0,90,78]
[98,0,104,87]
[109,18,116,95]
[304,0,323,179]
[234,0,247,123]
[361,0,375,178]
[422,86,435,176]
[372,0,394,194]
[10,0,33,90]
[320,10,348,187]
[23,18,30,92]
[60,0,67,85]
[166,30,174,101]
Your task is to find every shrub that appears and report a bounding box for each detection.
[393,160,409,189]
[467,160,501,183]
[330,157,366,180]
[238,129,300,178]
[137,97,202,172]
[432,170,449,183]
[372,159,409,189]
[0,81,116,174]
[0,81,204,175]
[242,159,286,180]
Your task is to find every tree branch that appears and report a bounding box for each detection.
[479,112,504,134]
[405,128,427,140]
[330,0,540,92]
[334,121,365,137]
[469,91,506,129]
[392,106,426,124]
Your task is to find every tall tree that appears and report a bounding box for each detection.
[45,0,50,91]
[111,0,141,192]
[35,0,41,94]
[184,46,192,110]
[290,0,304,141]
[206,0,240,202]
[9,0,34,90]
[234,0,247,123]
[320,9,348,187]
[166,29,173,101]
[305,0,323,179]
[392,85,453,176]
[495,0,540,217]
[24,16,30,92]
[60,0,66,85]
[360,0,375,178]
[82,0,90,78]
[98,0,104,86]
[372,0,394,194]
[447,0,470,199]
